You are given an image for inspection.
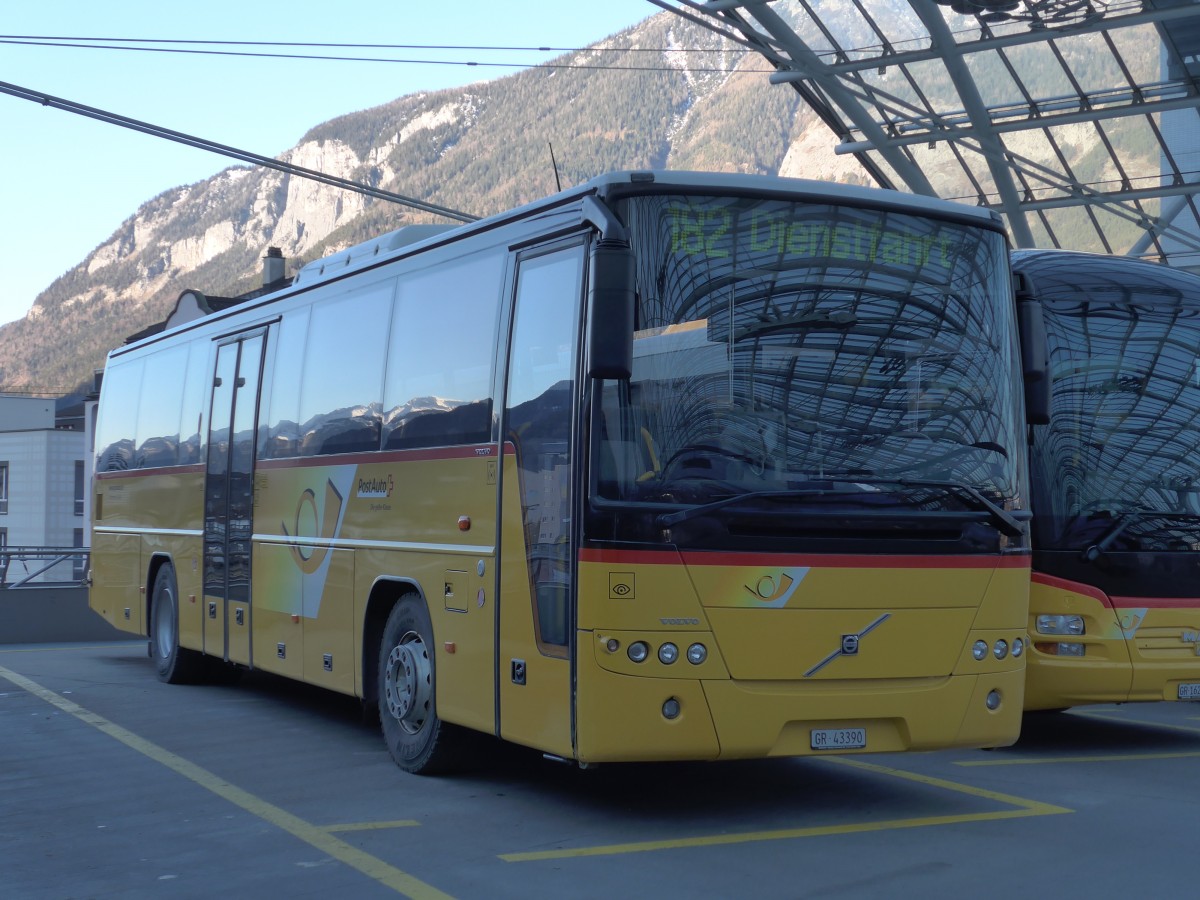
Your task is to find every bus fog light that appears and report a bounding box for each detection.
[1056,642,1085,657]
[658,642,679,664]
[1036,614,1085,636]
[686,643,707,665]
[985,690,1002,711]
[1011,637,1024,658]
[993,639,1009,660]
[628,641,649,663]
[662,698,681,720]
[972,640,988,661]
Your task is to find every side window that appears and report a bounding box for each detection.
[383,251,503,449]
[177,343,208,466]
[505,245,585,649]
[262,307,310,459]
[96,359,144,472]
[135,344,191,468]
[298,280,395,456]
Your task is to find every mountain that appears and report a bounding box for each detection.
[0,6,1155,396]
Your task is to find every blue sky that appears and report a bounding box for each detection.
[0,1,661,327]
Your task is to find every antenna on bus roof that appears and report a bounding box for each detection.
[549,141,562,193]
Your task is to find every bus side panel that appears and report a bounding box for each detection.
[1025,575,1133,710]
[302,548,355,695]
[497,455,573,758]
[250,543,306,681]
[89,532,142,635]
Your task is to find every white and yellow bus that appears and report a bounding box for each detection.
[90,172,1033,773]
[1014,249,1200,711]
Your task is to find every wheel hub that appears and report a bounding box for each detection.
[384,631,431,733]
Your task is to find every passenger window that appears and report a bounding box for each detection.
[382,251,502,449]
[298,280,395,456]
[96,360,143,472]
[262,308,310,459]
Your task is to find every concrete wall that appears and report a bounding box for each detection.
[0,587,129,644]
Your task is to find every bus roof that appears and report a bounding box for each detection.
[112,170,1005,358]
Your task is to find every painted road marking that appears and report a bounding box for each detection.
[324,820,420,833]
[499,755,1071,862]
[957,750,1200,767]
[0,664,451,900]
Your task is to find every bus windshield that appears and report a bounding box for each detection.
[1025,257,1200,554]
[593,193,1024,549]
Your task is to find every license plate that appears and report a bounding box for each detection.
[810,728,866,750]
[1178,683,1200,700]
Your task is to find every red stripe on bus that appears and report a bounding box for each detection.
[581,548,1030,569]
[95,464,206,480]
[1033,572,1200,610]
[1031,571,1112,606]
[256,445,497,469]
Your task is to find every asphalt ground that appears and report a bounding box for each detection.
[2,641,1197,899]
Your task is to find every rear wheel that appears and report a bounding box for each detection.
[150,563,204,684]
[378,595,466,774]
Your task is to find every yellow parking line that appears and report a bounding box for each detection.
[957,750,1200,767]
[0,664,451,900]
[324,820,420,833]
[500,755,1070,863]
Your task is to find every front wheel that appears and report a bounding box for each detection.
[150,563,204,684]
[378,595,467,774]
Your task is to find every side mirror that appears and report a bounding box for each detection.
[587,238,635,380]
[1014,272,1051,425]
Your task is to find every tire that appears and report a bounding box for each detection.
[378,594,466,774]
[150,563,204,684]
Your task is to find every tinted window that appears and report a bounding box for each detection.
[96,359,143,472]
[135,344,191,468]
[262,307,310,459]
[298,279,394,456]
[383,252,502,449]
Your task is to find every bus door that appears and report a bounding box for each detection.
[203,332,266,666]
[497,242,586,759]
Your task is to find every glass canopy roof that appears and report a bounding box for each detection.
[652,0,1200,267]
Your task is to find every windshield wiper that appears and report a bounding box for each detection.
[655,477,1027,537]
[1081,509,1200,561]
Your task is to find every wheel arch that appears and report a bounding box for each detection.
[144,552,176,638]
[362,576,427,707]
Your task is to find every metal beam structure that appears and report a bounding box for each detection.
[651,0,1200,264]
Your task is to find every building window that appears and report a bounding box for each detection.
[74,460,84,516]
[0,462,8,514]
[73,528,85,580]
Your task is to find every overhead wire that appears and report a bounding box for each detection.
[0,78,480,223]
[0,34,770,73]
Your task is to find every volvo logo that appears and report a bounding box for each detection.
[804,614,891,677]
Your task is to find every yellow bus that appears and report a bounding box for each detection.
[90,171,1033,773]
[1014,249,1200,710]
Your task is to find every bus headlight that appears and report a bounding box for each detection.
[686,643,708,665]
[1011,637,1024,658]
[1036,614,1085,635]
[628,642,650,663]
[973,640,989,661]
[993,639,1009,660]
[658,642,679,664]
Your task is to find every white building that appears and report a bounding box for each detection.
[0,395,87,584]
